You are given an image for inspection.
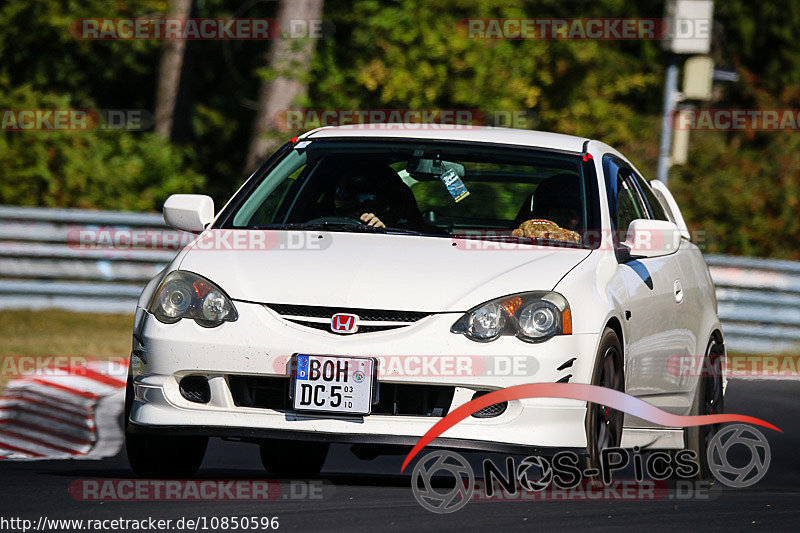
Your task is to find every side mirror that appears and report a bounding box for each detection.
[163,194,214,233]
[622,219,681,259]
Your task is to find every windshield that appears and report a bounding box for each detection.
[219,140,598,246]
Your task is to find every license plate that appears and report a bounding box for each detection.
[291,354,375,415]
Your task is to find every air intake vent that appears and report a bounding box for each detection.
[470,391,507,418]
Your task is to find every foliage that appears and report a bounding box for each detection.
[310,0,664,148]
[0,85,204,210]
[0,0,799,258]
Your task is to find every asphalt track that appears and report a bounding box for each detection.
[1,379,799,531]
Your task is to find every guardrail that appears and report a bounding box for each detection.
[0,205,184,314]
[1,205,798,354]
[704,255,800,354]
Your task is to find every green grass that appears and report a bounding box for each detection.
[1,309,133,357]
[1,309,133,390]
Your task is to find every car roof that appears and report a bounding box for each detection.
[301,124,589,153]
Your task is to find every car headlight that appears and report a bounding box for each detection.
[451,292,571,342]
[148,271,238,327]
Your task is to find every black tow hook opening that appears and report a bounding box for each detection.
[179,375,211,404]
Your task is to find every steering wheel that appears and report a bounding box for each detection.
[306,216,364,225]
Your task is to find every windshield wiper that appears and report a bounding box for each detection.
[248,222,365,231]
[248,222,430,235]
[375,227,432,236]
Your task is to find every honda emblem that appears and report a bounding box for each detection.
[330,313,359,334]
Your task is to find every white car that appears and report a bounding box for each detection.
[125,125,725,478]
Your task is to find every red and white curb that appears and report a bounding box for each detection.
[0,360,127,460]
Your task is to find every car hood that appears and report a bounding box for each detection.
[178,230,591,312]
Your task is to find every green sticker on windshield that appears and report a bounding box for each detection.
[440,168,470,203]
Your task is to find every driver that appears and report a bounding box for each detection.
[334,173,394,228]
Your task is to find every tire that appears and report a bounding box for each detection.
[124,376,208,478]
[585,328,625,470]
[259,439,330,477]
[684,334,725,481]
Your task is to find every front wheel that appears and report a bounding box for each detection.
[124,376,208,478]
[684,334,725,480]
[585,328,625,470]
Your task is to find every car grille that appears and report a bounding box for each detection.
[284,321,404,333]
[264,303,430,334]
[227,375,454,417]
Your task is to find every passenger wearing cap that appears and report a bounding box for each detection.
[512,173,583,243]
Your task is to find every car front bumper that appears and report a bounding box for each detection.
[129,301,601,450]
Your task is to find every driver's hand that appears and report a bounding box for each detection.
[360,213,386,228]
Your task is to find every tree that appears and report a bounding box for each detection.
[245,0,324,172]
[154,0,194,140]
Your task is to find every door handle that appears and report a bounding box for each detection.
[673,280,683,303]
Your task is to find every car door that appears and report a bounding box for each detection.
[629,170,698,397]
[602,155,689,420]
[647,178,716,407]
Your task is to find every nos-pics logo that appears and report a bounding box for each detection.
[411,423,771,514]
